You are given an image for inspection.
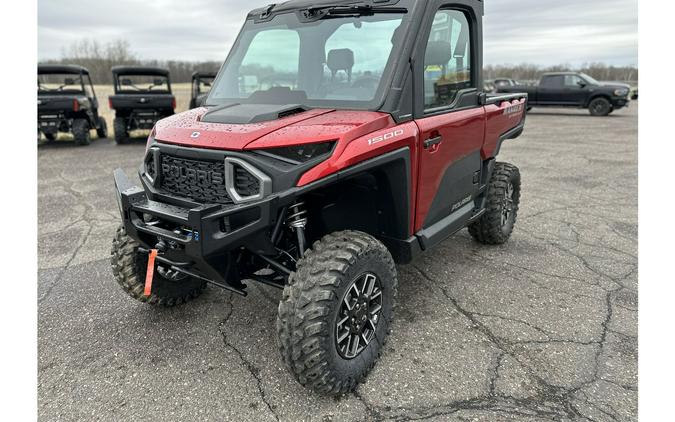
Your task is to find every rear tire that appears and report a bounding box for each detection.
[72,119,91,146]
[44,133,56,142]
[97,118,108,139]
[277,231,397,395]
[589,97,611,116]
[110,226,207,306]
[114,117,128,144]
[469,162,521,245]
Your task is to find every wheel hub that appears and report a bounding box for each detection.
[336,273,383,359]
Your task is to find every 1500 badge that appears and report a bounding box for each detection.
[368,129,404,146]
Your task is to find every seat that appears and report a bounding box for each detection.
[327,48,355,83]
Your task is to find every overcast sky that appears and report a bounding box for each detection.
[38,0,638,66]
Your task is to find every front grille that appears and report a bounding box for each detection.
[157,154,263,205]
[159,155,232,205]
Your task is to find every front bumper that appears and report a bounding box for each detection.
[611,97,630,108]
[114,168,275,260]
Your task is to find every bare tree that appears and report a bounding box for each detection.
[43,39,221,84]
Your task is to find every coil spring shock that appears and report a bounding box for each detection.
[287,201,308,258]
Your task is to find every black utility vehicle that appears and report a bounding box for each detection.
[38,64,108,145]
[497,72,630,116]
[189,71,217,109]
[109,66,176,144]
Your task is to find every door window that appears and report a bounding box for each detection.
[541,75,564,88]
[423,10,472,110]
[564,75,584,87]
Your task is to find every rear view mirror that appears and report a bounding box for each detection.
[64,78,75,85]
[121,78,133,86]
[153,78,165,86]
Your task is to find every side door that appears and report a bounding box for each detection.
[413,4,486,248]
[538,75,565,104]
[563,74,590,105]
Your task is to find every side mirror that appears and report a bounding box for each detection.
[153,78,165,86]
[121,78,132,86]
[577,81,587,88]
[203,82,212,87]
[64,78,75,85]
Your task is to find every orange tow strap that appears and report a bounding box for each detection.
[144,249,158,297]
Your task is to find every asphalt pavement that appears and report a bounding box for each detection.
[38,104,638,421]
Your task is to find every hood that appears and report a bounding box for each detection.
[153,105,393,151]
[600,81,631,89]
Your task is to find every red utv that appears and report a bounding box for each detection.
[111,0,528,395]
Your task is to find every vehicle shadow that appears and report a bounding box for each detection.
[37,136,147,149]
[115,136,148,146]
[37,137,105,149]
[528,111,630,118]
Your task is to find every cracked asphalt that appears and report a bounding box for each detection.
[38,104,638,421]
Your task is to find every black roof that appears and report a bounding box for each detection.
[112,66,170,76]
[38,64,89,75]
[192,71,218,79]
[541,72,582,76]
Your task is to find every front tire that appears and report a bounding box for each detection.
[110,226,206,306]
[589,97,611,116]
[72,119,91,146]
[113,117,128,144]
[469,162,521,245]
[277,231,397,395]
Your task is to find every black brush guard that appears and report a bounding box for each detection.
[114,168,278,295]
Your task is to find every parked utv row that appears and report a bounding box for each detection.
[38,65,216,145]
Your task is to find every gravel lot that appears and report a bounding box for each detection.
[38,104,638,421]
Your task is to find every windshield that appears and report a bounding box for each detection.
[38,73,85,95]
[208,4,412,109]
[580,73,601,86]
[115,75,171,94]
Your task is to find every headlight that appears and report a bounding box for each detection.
[257,141,335,164]
[614,88,629,97]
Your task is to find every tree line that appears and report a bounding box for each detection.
[39,40,222,84]
[40,39,639,85]
[484,63,638,84]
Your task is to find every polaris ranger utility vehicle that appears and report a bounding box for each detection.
[109,66,176,144]
[38,64,108,145]
[111,0,527,395]
[189,71,217,109]
[497,72,630,116]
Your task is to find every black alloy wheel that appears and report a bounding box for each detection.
[335,272,383,359]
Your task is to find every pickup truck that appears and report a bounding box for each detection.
[497,72,630,116]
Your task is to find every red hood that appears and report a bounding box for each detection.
[154,107,393,151]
